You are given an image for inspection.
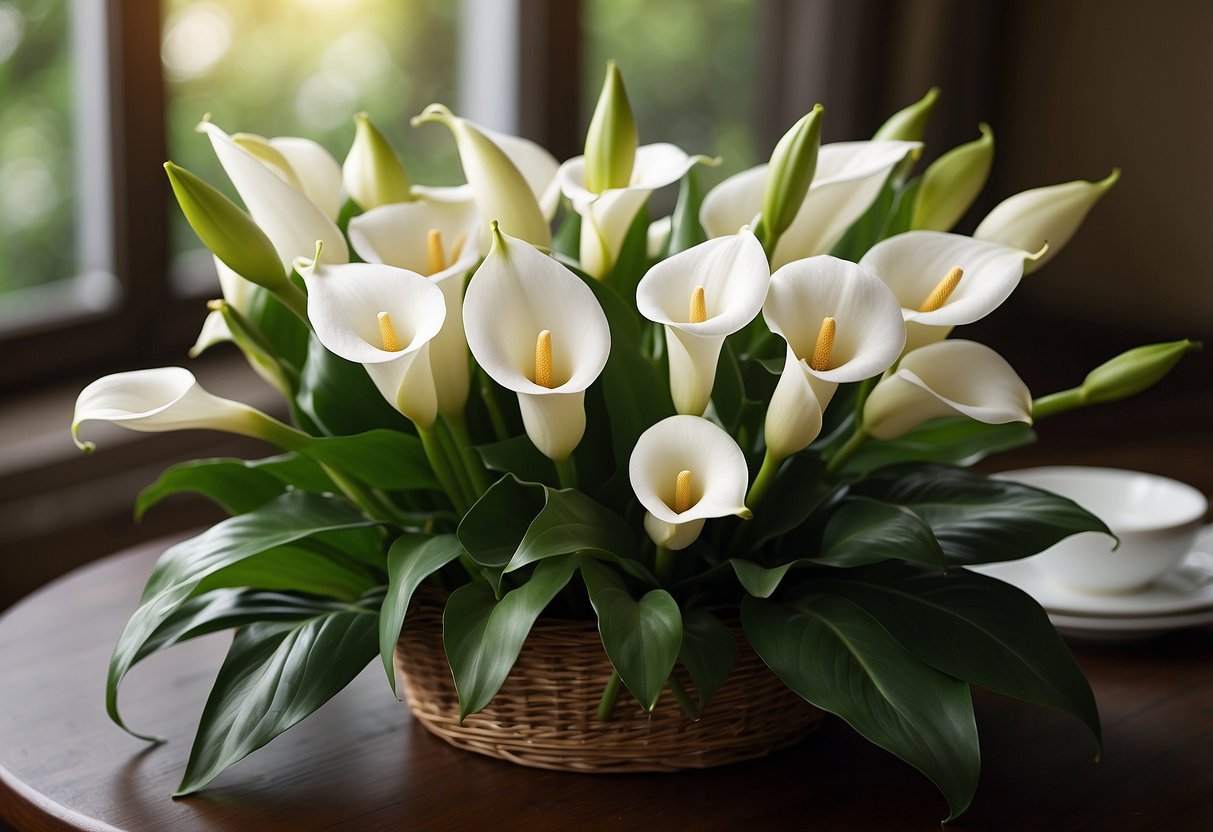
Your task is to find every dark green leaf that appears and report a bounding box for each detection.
[817,497,946,568]
[739,454,832,553]
[852,463,1112,565]
[107,492,377,738]
[305,429,439,491]
[678,610,737,710]
[805,565,1100,747]
[743,594,979,821]
[175,608,378,795]
[297,333,413,435]
[604,203,651,298]
[475,435,554,485]
[243,284,309,379]
[136,453,336,519]
[667,170,707,256]
[582,558,682,711]
[196,544,378,600]
[828,175,897,261]
[443,556,580,720]
[552,199,581,259]
[457,476,546,573]
[379,534,464,695]
[842,417,1036,476]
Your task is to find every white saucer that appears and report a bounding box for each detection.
[1047,608,1213,641]
[972,526,1213,619]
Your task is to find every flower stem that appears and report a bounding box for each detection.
[435,418,477,507]
[746,451,782,510]
[555,456,578,490]
[667,675,698,717]
[478,369,510,442]
[654,544,675,585]
[417,425,469,514]
[317,462,400,525]
[1031,388,1085,420]
[596,670,622,721]
[443,411,490,496]
[824,428,868,478]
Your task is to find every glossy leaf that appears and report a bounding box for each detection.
[176,609,379,795]
[195,544,379,600]
[742,594,979,821]
[816,497,946,568]
[678,610,737,711]
[738,454,833,553]
[475,435,554,486]
[107,492,377,738]
[582,558,682,711]
[667,169,707,256]
[842,417,1036,476]
[379,534,465,695]
[805,565,1100,746]
[136,453,335,519]
[852,463,1112,564]
[443,555,580,720]
[297,332,412,436]
[305,429,439,491]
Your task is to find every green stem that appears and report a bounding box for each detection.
[435,418,477,508]
[443,412,490,496]
[654,544,675,585]
[555,456,578,490]
[667,675,698,717]
[852,376,876,421]
[596,670,622,721]
[418,425,469,514]
[824,428,868,478]
[746,452,782,510]
[1031,387,1085,420]
[318,462,398,525]
[478,370,510,442]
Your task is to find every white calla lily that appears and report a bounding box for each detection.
[701,140,920,269]
[72,367,305,452]
[200,121,349,267]
[862,340,1032,440]
[348,196,481,417]
[636,228,769,415]
[974,170,1119,273]
[557,144,712,278]
[295,256,446,428]
[412,104,551,251]
[859,230,1036,351]
[762,255,906,461]
[629,415,751,551]
[463,226,610,461]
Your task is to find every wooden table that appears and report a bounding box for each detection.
[1,532,1211,831]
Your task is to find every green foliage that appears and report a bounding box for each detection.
[136,453,335,518]
[841,417,1036,476]
[676,610,737,711]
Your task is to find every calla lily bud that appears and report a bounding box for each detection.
[72,367,308,453]
[164,161,286,293]
[862,340,1032,440]
[412,104,551,252]
[873,87,940,142]
[974,169,1119,273]
[584,60,638,194]
[343,112,413,210]
[1033,340,1201,419]
[911,123,994,232]
[758,104,824,253]
[463,225,610,460]
[630,415,751,551]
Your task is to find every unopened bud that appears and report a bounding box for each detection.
[758,104,824,253]
[343,112,413,210]
[912,123,994,232]
[583,60,638,194]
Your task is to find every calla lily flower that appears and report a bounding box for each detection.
[974,170,1119,273]
[862,340,1032,440]
[859,231,1038,351]
[348,195,481,417]
[629,415,751,551]
[72,367,306,453]
[762,255,906,460]
[463,225,610,461]
[411,104,552,251]
[635,228,770,415]
[200,121,349,267]
[295,255,446,429]
[557,144,713,278]
[701,139,920,269]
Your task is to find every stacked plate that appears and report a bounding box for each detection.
[975,526,1213,640]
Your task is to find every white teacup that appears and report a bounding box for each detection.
[993,466,1208,595]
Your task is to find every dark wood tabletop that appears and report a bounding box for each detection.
[0,529,1211,832]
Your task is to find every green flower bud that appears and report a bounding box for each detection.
[164,161,287,293]
[911,123,994,232]
[873,87,940,142]
[203,299,295,396]
[343,112,413,210]
[1082,340,1201,404]
[583,60,638,194]
[758,104,824,254]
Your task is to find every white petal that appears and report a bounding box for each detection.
[665,327,725,416]
[518,390,586,461]
[646,216,672,258]
[348,198,481,274]
[860,231,1029,328]
[771,140,919,268]
[364,341,437,427]
[644,513,706,551]
[190,310,232,357]
[214,257,255,313]
[72,367,261,449]
[764,255,905,383]
[700,165,765,240]
[480,125,561,221]
[270,136,344,221]
[762,350,825,460]
[629,415,750,526]
[463,229,610,395]
[862,340,1032,440]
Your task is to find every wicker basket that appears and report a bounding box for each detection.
[394,595,826,772]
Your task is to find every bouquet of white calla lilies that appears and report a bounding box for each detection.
[74,63,1198,823]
